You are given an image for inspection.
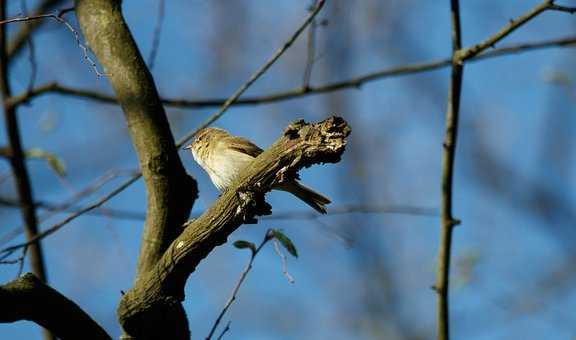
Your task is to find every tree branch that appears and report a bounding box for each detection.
[0,0,327,269]
[0,273,111,340]
[174,0,326,147]
[0,175,140,256]
[435,2,576,339]
[0,197,436,224]
[435,1,463,340]
[206,231,270,340]
[75,0,197,279]
[117,117,350,339]
[7,0,66,61]
[6,34,576,110]
[455,1,576,62]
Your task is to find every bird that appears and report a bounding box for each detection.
[184,127,331,213]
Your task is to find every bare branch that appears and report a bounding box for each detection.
[0,198,435,223]
[174,0,327,148]
[0,8,105,77]
[0,273,111,340]
[7,0,66,61]
[20,0,38,93]
[0,0,329,272]
[206,232,270,340]
[0,196,146,220]
[435,2,576,339]
[456,1,576,62]
[7,35,576,110]
[302,0,319,89]
[216,321,231,340]
[435,1,463,339]
[147,0,165,70]
[0,175,140,255]
[0,169,136,247]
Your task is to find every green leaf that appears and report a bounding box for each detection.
[270,229,298,258]
[233,240,256,253]
[25,149,66,177]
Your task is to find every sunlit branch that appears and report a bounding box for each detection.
[6,35,576,110]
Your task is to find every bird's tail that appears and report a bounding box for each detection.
[276,181,331,214]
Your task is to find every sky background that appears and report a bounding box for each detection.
[1,0,576,339]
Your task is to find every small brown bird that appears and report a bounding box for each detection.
[185,127,331,213]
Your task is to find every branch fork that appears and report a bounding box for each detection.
[117,116,350,338]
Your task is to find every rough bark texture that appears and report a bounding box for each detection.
[75,2,197,338]
[74,0,197,275]
[73,1,349,338]
[117,117,350,339]
[0,273,111,340]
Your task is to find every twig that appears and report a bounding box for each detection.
[3,1,570,261]
[16,245,27,277]
[147,0,164,70]
[0,175,140,255]
[0,203,435,251]
[7,0,68,61]
[205,232,270,340]
[7,35,576,110]
[0,8,106,77]
[0,201,435,221]
[216,321,231,340]
[175,0,326,147]
[0,0,327,253]
[435,2,576,340]
[435,0,463,339]
[0,196,146,220]
[20,0,37,94]
[0,169,137,246]
[0,247,25,264]
[0,0,48,286]
[302,0,319,89]
[0,3,54,339]
[549,3,576,14]
[456,1,576,62]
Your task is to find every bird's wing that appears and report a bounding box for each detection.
[224,136,264,157]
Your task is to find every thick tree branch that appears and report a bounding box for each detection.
[117,117,350,339]
[0,273,111,340]
[6,35,576,110]
[74,0,196,278]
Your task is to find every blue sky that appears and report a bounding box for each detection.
[1,1,576,339]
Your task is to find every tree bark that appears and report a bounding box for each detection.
[118,117,350,339]
[75,1,197,337]
[0,273,111,340]
[74,0,197,275]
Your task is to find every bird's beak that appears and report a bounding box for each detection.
[183,144,193,150]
